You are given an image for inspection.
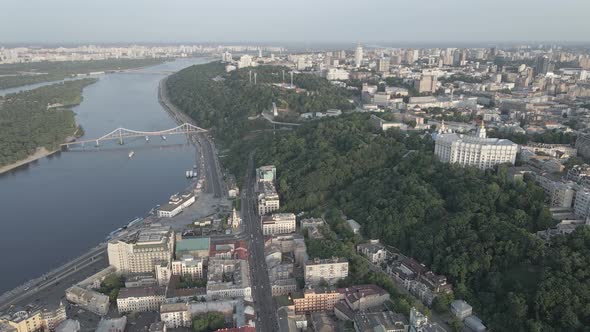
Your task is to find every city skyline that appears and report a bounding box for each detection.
[1,0,589,44]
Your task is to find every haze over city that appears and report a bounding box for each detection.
[1,0,590,44]
[2,1,590,332]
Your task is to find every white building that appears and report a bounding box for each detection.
[160,303,191,329]
[355,44,363,68]
[434,122,518,170]
[107,225,174,274]
[261,213,296,235]
[116,286,166,314]
[171,255,204,279]
[157,192,196,218]
[257,182,280,215]
[304,257,349,286]
[326,68,350,81]
[450,300,473,321]
[237,55,253,69]
[221,51,232,63]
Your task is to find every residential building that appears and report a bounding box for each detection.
[55,319,80,332]
[293,287,343,314]
[206,259,252,299]
[160,303,191,329]
[261,213,296,235]
[95,317,126,332]
[116,286,166,313]
[304,257,349,286]
[65,286,109,316]
[434,123,518,170]
[357,240,388,264]
[355,44,363,68]
[464,316,486,332]
[450,300,472,321]
[107,225,174,274]
[171,255,204,279]
[536,174,576,208]
[414,75,437,94]
[0,311,42,332]
[353,310,408,332]
[300,218,325,230]
[257,182,280,215]
[377,57,390,73]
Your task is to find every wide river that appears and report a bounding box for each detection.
[0,58,210,293]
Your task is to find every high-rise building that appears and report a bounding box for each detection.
[434,122,518,170]
[414,75,437,94]
[377,57,390,73]
[107,226,174,274]
[535,55,550,76]
[354,44,363,68]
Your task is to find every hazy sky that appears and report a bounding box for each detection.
[1,0,589,45]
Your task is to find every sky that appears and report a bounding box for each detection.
[1,0,589,45]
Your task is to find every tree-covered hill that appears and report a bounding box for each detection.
[0,78,96,167]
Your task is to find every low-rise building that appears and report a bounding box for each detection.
[95,317,126,332]
[206,259,251,299]
[171,255,204,279]
[293,287,343,314]
[261,213,296,235]
[65,286,109,316]
[357,240,388,264]
[450,300,472,321]
[157,192,196,218]
[116,286,166,314]
[160,303,191,329]
[353,310,408,332]
[304,257,349,286]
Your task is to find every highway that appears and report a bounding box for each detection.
[242,152,278,332]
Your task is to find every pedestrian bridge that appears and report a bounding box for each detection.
[61,123,207,148]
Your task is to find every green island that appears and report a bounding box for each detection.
[0,58,166,89]
[166,61,590,331]
[0,78,96,168]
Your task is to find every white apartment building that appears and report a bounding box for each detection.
[304,257,349,286]
[326,68,350,81]
[116,287,166,314]
[261,213,296,235]
[160,303,191,329]
[434,123,518,170]
[107,226,174,274]
[171,255,204,279]
[257,181,280,215]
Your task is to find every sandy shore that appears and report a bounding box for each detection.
[0,147,59,175]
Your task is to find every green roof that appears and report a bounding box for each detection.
[176,237,210,253]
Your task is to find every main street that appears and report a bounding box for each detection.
[242,152,278,332]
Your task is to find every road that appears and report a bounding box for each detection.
[242,152,278,332]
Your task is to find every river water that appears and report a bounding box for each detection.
[0,58,210,293]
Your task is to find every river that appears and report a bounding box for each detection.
[0,58,210,293]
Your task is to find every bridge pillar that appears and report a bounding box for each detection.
[95,140,99,147]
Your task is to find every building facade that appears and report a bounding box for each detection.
[261,213,296,235]
[434,123,518,170]
[304,257,349,286]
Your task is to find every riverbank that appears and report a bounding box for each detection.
[0,147,59,175]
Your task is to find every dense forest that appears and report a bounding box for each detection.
[167,61,590,331]
[0,58,166,89]
[0,78,96,167]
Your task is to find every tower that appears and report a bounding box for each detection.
[229,208,241,229]
[355,43,363,68]
[476,120,487,138]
